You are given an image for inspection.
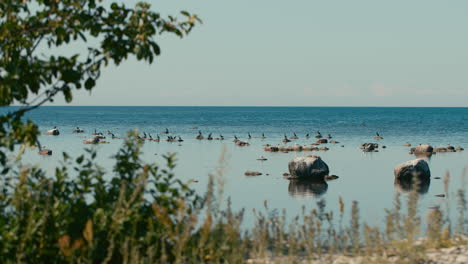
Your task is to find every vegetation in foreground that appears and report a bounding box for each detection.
[0,1,467,263]
[0,132,466,263]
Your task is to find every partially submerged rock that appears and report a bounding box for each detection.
[45,128,60,136]
[288,155,329,180]
[413,144,434,153]
[434,147,447,152]
[84,136,101,144]
[38,148,52,156]
[236,141,249,146]
[410,144,434,157]
[324,175,339,181]
[394,159,431,181]
[316,138,328,144]
[360,143,378,152]
[244,171,262,176]
[264,145,319,152]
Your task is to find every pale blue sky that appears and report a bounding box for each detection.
[58,0,468,106]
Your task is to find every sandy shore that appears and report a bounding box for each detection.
[247,244,468,264]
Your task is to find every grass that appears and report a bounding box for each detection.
[0,131,466,263]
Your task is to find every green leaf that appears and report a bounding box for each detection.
[84,78,96,90]
[63,85,73,103]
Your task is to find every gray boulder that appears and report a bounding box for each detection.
[413,144,433,153]
[288,155,329,180]
[394,159,431,181]
[410,144,434,157]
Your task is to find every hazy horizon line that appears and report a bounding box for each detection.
[6,105,468,108]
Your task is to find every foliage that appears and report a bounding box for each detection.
[0,139,465,263]
[0,1,467,263]
[0,131,202,263]
[0,0,201,165]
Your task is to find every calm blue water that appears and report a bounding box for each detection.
[4,106,468,227]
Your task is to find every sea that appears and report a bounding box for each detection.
[4,106,468,227]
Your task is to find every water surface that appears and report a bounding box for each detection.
[7,106,468,226]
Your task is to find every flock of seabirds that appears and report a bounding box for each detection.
[38,126,463,157]
[36,126,466,198]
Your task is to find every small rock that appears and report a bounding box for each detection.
[361,143,378,152]
[411,144,434,155]
[316,138,328,144]
[434,147,448,152]
[236,141,250,146]
[325,175,339,181]
[435,194,446,197]
[244,171,262,176]
[447,145,456,152]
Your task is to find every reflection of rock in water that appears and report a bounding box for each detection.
[394,178,430,194]
[288,179,328,199]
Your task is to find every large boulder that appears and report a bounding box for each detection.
[394,159,431,181]
[288,155,329,180]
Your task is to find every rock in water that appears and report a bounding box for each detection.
[244,171,262,176]
[288,155,329,180]
[413,144,434,154]
[83,136,101,144]
[410,144,434,157]
[394,159,431,181]
[316,138,328,144]
[360,143,378,152]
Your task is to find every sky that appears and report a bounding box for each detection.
[54,0,468,106]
